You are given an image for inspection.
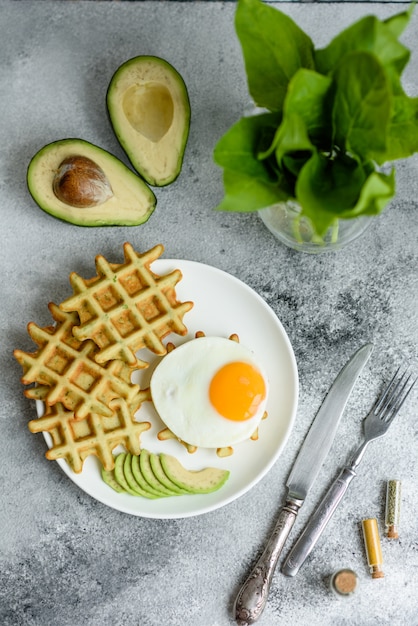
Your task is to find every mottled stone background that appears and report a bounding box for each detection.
[1,2,417,625]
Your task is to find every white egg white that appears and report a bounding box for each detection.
[150,336,269,448]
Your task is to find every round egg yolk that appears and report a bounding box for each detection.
[209,361,266,422]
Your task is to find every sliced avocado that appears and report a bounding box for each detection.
[101,466,127,493]
[139,449,175,496]
[159,453,230,494]
[107,56,191,186]
[123,453,159,499]
[101,451,230,498]
[130,453,168,497]
[113,453,143,495]
[149,452,188,495]
[27,138,156,226]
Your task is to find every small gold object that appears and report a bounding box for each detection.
[362,518,384,579]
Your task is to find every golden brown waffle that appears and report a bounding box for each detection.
[59,242,194,368]
[14,303,142,419]
[28,393,151,473]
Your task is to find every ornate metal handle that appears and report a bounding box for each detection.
[281,467,357,577]
[234,498,302,625]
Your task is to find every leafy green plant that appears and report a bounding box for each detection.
[214,0,418,237]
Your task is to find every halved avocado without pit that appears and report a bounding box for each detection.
[27,138,156,226]
[107,56,191,186]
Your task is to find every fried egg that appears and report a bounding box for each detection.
[150,336,269,448]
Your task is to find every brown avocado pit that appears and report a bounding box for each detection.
[53,155,114,208]
[27,138,156,226]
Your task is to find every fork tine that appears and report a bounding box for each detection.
[392,374,416,414]
[375,369,416,422]
[372,367,401,414]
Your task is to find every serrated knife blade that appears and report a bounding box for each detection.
[234,343,373,626]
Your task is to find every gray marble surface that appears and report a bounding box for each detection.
[1,1,417,625]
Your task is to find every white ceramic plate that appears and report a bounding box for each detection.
[37,259,298,518]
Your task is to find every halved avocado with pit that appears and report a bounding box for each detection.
[106,56,191,187]
[27,138,156,226]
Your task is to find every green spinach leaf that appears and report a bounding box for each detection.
[216,169,291,213]
[296,152,367,234]
[269,113,314,177]
[296,152,395,234]
[213,1,415,239]
[385,93,418,161]
[383,5,414,38]
[235,0,315,112]
[346,168,396,218]
[315,14,411,82]
[282,69,333,146]
[332,52,392,161]
[214,113,280,179]
[259,70,332,171]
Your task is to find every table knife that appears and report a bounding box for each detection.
[234,343,373,626]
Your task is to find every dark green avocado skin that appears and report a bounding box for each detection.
[27,138,156,227]
[106,56,191,187]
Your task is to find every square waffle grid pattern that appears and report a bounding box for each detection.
[60,243,194,368]
[28,395,151,473]
[14,243,197,475]
[14,303,142,420]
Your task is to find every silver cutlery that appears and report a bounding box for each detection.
[282,367,416,578]
[234,343,373,625]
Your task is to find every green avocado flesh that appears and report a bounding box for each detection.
[106,56,191,186]
[27,138,156,226]
[102,450,230,498]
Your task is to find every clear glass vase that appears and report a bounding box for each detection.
[258,200,372,254]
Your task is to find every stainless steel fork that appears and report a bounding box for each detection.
[282,368,416,577]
